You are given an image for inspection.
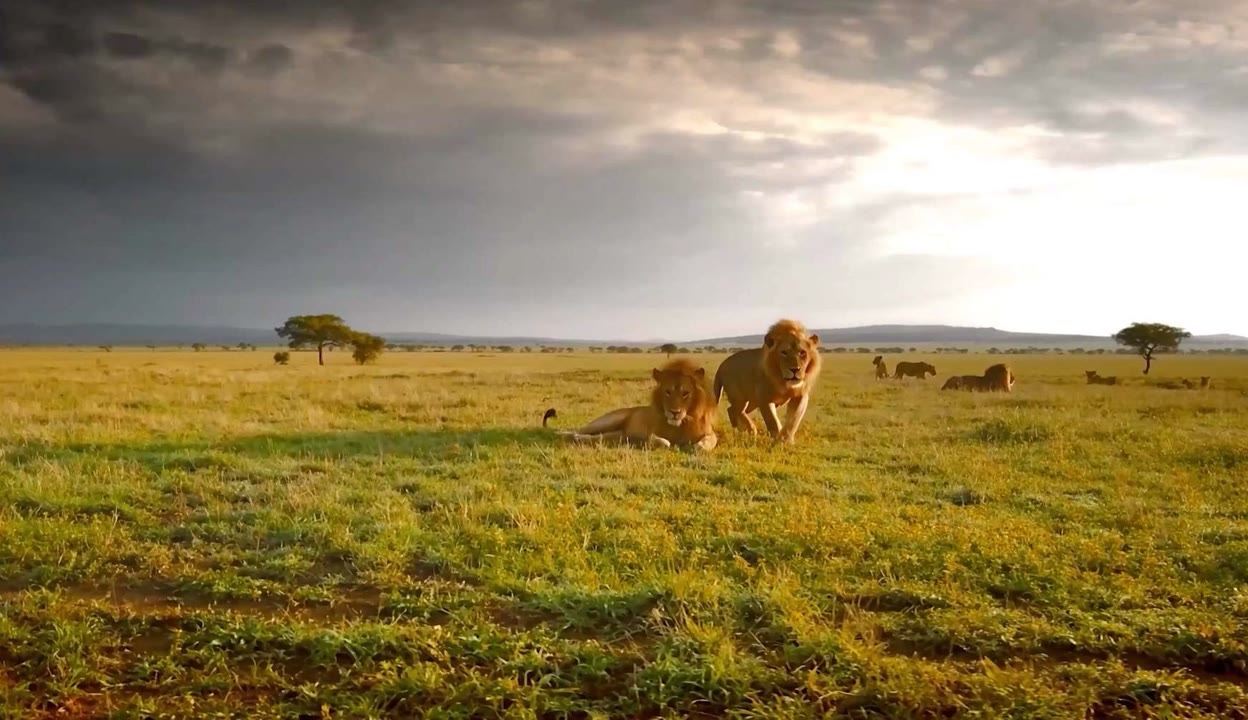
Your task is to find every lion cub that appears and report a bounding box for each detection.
[713,319,821,444]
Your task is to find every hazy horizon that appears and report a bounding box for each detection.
[4,319,1247,347]
[3,1,1245,337]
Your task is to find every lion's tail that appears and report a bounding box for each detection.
[542,408,557,427]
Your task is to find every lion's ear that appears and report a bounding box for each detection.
[808,334,820,348]
[694,367,705,379]
[652,368,662,382]
[764,333,776,348]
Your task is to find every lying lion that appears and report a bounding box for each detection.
[713,319,821,444]
[543,358,717,451]
[1155,377,1212,390]
[1085,370,1118,386]
[941,363,1015,392]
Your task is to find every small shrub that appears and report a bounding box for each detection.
[351,332,386,365]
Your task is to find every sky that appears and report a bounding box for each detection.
[1,0,1246,340]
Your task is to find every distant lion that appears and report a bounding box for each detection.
[893,361,936,380]
[1200,376,1211,389]
[1085,370,1118,386]
[713,319,821,444]
[544,358,717,451]
[942,364,1014,392]
[872,355,888,380]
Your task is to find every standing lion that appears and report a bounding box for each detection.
[713,319,821,444]
[893,361,936,380]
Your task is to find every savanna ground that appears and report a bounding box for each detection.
[1,348,1247,719]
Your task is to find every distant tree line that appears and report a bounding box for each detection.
[72,319,1239,366]
[77,338,1248,357]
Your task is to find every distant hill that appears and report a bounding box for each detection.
[379,331,658,347]
[694,325,1248,349]
[697,325,1105,347]
[1194,333,1248,343]
[0,323,278,347]
[1,322,1245,349]
[0,324,652,348]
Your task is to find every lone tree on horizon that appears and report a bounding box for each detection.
[660,343,678,357]
[1113,322,1191,375]
[275,314,356,366]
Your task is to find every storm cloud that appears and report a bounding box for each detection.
[1,0,1245,338]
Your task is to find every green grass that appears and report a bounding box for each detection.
[1,349,1247,719]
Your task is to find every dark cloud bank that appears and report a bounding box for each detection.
[2,0,1245,337]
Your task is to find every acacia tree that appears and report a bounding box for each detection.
[1113,322,1191,375]
[660,343,678,357]
[350,332,386,365]
[275,314,356,366]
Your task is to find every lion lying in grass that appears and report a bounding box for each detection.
[941,363,1015,392]
[543,358,717,451]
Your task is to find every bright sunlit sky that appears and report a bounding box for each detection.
[2,0,1245,339]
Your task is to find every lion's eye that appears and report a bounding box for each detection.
[682,392,689,398]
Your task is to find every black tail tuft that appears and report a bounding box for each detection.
[542,408,557,427]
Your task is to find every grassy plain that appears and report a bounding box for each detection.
[1,348,1247,719]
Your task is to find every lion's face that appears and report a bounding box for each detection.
[652,366,707,426]
[758,331,818,386]
[925,363,936,375]
[765,331,820,388]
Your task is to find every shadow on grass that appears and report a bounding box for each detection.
[3,427,554,469]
